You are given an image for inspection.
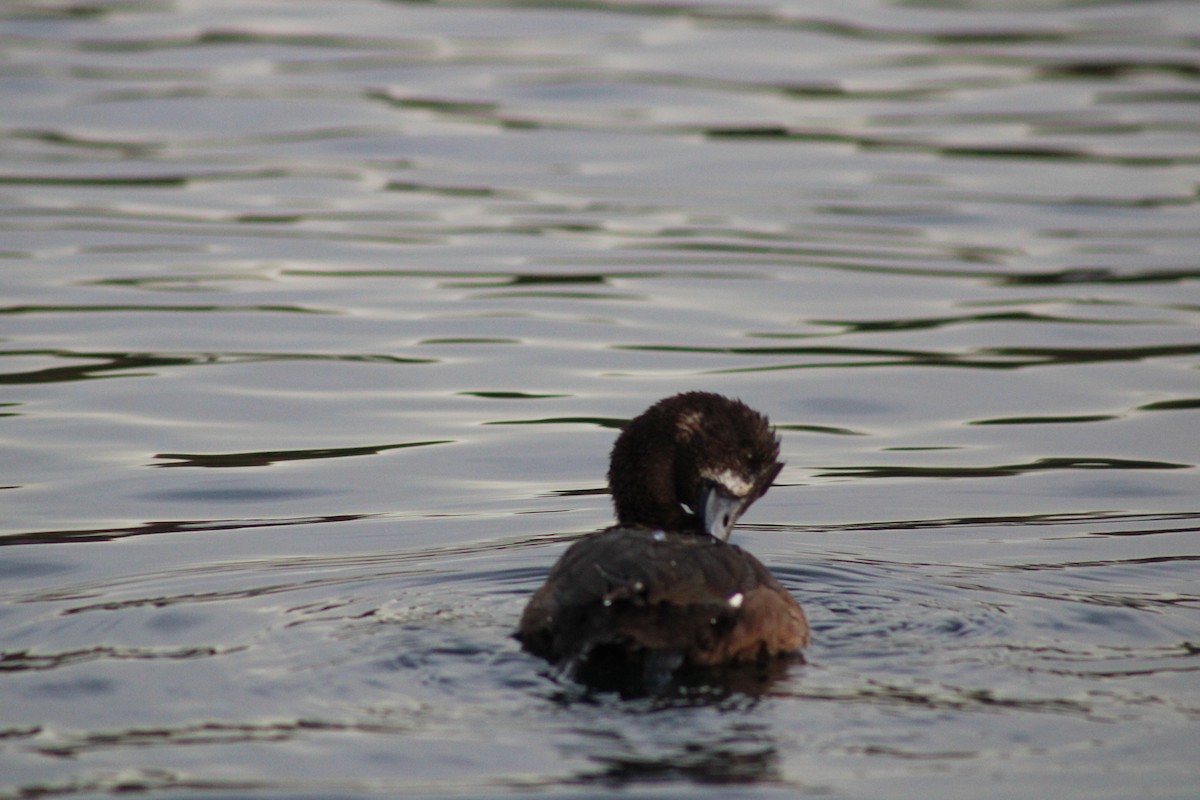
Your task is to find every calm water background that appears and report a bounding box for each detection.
[2,0,1198,797]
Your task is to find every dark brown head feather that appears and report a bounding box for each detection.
[607,391,783,532]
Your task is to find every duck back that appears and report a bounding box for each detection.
[517,526,808,685]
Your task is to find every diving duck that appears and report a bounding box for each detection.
[516,391,808,690]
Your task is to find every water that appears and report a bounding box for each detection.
[2,0,1198,797]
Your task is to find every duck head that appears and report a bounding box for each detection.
[607,391,784,540]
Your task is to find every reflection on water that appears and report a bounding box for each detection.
[2,0,1198,797]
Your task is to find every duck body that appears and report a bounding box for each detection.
[518,526,808,684]
[516,392,809,690]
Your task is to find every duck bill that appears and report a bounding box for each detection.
[700,486,746,541]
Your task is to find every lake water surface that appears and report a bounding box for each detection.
[2,0,1198,797]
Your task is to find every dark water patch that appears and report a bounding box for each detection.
[0,725,40,743]
[803,310,1131,336]
[234,213,308,225]
[699,127,1200,166]
[0,303,332,315]
[444,273,612,288]
[0,350,197,385]
[84,273,268,290]
[548,486,608,499]
[0,167,302,188]
[775,423,867,437]
[983,343,1200,367]
[1076,520,1200,539]
[382,95,500,116]
[386,179,517,199]
[0,172,190,188]
[928,143,1199,168]
[970,414,1118,426]
[964,296,1200,316]
[153,440,453,469]
[600,69,941,103]
[284,267,685,282]
[0,515,368,547]
[460,391,572,399]
[1037,59,1200,80]
[5,127,164,157]
[0,349,436,385]
[1103,88,1200,104]
[474,289,641,300]
[983,188,1196,213]
[997,267,1200,286]
[2,2,142,20]
[1138,397,1200,412]
[817,456,1190,480]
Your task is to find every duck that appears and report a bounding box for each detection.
[516,391,808,692]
